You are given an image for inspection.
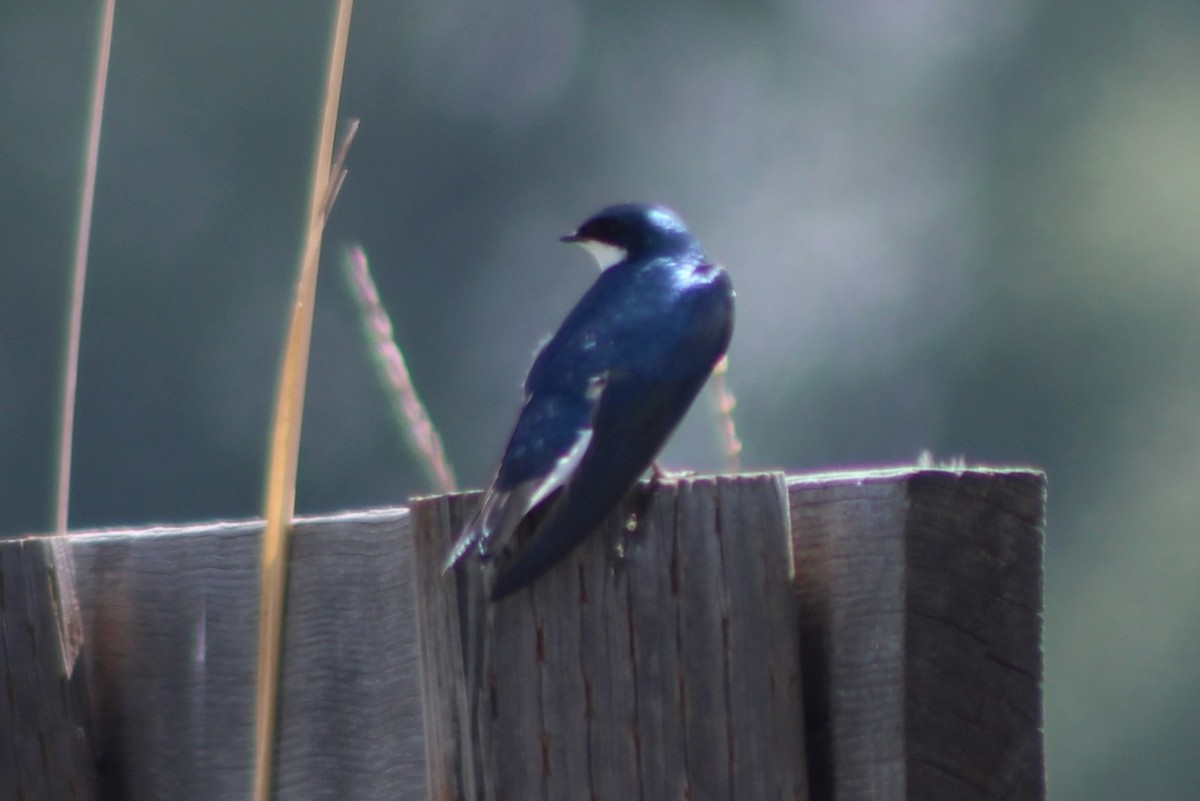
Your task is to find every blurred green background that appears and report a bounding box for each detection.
[3,1,1198,797]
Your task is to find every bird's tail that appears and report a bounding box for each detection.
[442,484,534,573]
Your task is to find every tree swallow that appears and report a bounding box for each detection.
[444,202,735,601]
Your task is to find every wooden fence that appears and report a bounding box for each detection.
[1,467,1045,800]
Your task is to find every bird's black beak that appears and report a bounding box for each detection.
[560,233,583,243]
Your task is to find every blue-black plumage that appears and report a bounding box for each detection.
[444,203,735,600]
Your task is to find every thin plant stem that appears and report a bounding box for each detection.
[710,355,742,473]
[325,117,358,216]
[253,2,354,800]
[50,0,117,678]
[342,244,457,493]
[56,0,116,536]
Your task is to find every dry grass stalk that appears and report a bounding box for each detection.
[253,2,355,800]
[56,0,115,535]
[711,354,742,472]
[51,0,117,678]
[342,245,458,493]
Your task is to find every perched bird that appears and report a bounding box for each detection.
[444,203,735,600]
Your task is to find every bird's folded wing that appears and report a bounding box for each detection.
[441,428,594,573]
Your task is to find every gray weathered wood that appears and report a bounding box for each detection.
[0,536,99,801]
[66,508,424,801]
[412,472,808,801]
[3,468,1045,800]
[789,467,1045,801]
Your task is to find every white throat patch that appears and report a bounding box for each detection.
[578,240,627,271]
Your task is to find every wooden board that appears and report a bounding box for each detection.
[412,472,808,801]
[790,467,1045,801]
[67,508,424,801]
[0,537,98,801]
[2,467,1045,801]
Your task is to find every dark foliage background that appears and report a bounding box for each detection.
[3,2,1198,798]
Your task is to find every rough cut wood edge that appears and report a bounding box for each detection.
[0,537,99,801]
[412,472,807,801]
[789,467,1045,801]
[58,508,423,801]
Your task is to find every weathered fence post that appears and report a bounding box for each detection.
[790,468,1045,801]
[8,508,426,801]
[412,472,808,801]
[413,467,1045,801]
[2,468,1044,800]
[0,537,98,801]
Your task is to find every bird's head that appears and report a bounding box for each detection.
[561,203,696,270]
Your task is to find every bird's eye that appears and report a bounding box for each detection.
[581,217,622,246]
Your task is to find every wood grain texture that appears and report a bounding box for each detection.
[413,472,807,801]
[789,467,1045,801]
[3,469,1044,800]
[0,537,98,801]
[66,508,424,801]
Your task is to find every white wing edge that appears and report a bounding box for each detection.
[524,428,592,511]
[441,427,593,574]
